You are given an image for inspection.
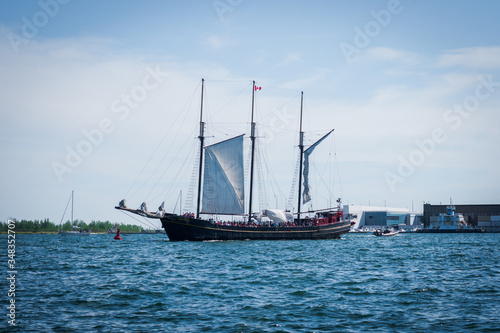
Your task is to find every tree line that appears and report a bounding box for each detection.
[0,218,144,233]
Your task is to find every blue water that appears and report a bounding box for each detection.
[2,233,499,332]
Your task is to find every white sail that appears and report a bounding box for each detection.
[302,129,334,204]
[262,209,288,223]
[201,135,245,215]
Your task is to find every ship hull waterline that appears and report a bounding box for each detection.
[161,214,351,241]
[416,228,485,233]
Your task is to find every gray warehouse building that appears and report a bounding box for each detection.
[423,203,500,232]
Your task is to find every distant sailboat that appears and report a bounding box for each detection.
[59,191,91,236]
[116,79,351,241]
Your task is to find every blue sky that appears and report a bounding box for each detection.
[1,0,499,227]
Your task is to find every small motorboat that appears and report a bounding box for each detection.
[373,228,399,236]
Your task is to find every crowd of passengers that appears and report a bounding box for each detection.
[182,212,340,227]
[208,218,319,228]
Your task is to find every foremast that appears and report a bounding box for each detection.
[196,78,255,222]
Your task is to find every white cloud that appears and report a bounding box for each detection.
[277,52,303,66]
[203,35,229,50]
[349,47,420,66]
[436,47,500,69]
[0,33,241,223]
[279,68,329,90]
[252,49,268,64]
[366,47,419,63]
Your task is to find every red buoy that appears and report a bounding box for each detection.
[114,228,121,240]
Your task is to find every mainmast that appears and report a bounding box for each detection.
[297,92,304,224]
[196,78,205,219]
[248,81,256,223]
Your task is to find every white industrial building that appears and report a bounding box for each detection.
[344,205,423,232]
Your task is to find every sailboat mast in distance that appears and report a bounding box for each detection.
[196,78,205,219]
[248,81,256,223]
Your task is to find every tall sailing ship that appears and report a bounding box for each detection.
[116,79,351,241]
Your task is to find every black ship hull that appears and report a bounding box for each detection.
[161,214,351,241]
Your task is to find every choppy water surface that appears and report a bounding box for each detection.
[2,233,499,332]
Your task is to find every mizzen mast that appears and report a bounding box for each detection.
[297,92,304,224]
[196,78,205,219]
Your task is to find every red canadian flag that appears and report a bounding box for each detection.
[255,86,261,91]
